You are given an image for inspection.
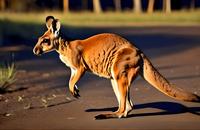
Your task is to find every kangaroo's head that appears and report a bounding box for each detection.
[33,16,61,55]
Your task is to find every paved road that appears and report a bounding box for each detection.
[0,26,200,130]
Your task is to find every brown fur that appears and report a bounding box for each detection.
[33,16,200,119]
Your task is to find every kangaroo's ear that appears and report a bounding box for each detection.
[52,19,61,37]
[46,16,55,29]
[56,20,61,31]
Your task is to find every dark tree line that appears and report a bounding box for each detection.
[0,0,198,13]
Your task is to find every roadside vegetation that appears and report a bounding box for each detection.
[0,10,200,27]
[0,63,17,93]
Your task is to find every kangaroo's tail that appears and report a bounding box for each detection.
[140,54,200,103]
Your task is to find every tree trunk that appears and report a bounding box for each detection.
[114,0,121,12]
[63,0,69,13]
[93,0,102,13]
[82,0,88,10]
[163,0,171,13]
[147,0,155,13]
[0,0,5,11]
[133,0,142,13]
[190,0,195,11]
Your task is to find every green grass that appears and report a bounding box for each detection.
[0,10,200,46]
[0,10,200,26]
[0,63,17,93]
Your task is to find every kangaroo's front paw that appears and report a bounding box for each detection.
[70,85,80,98]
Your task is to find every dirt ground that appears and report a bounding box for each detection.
[0,26,200,130]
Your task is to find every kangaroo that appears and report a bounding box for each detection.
[33,16,200,119]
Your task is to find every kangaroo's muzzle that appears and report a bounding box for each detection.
[33,46,43,56]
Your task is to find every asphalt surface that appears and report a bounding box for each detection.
[0,26,200,130]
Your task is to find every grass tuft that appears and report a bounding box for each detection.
[0,63,17,93]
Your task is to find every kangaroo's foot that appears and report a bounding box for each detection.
[95,111,128,120]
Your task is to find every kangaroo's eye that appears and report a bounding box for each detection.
[42,39,50,45]
[43,39,49,43]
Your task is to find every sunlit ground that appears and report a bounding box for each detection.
[0,10,200,26]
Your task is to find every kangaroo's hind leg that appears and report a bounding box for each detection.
[95,66,140,119]
[111,78,133,117]
[95,47,141,119]
[95,67,139,119]
[95,75,129,119]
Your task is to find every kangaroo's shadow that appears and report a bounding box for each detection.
[85,101,200,118]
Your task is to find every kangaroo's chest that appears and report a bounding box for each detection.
[59,54,71,67]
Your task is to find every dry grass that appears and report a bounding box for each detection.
[0,63,17,93]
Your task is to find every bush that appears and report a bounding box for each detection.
[0,63,17,93]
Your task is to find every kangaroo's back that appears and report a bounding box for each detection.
[80,33,137,78]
